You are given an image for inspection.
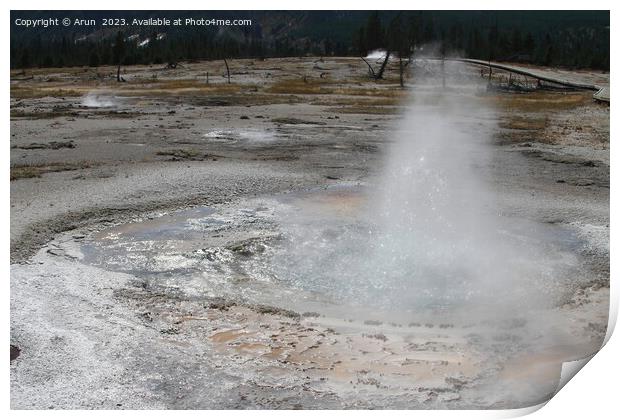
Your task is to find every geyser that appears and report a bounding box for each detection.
[268,89,580,319]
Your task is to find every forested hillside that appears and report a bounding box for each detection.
[10,10,610,70]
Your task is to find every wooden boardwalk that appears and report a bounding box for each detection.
[456,58,610,103]
[593,86,610,103]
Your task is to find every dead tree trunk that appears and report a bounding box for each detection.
[361,57,376,78]
[361,50,391,81]
[375,51,390,80]
[116,64,121,82]
[399,56,404,88]
[223,58,231,84]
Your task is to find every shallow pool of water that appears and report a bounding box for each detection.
[80,185,586,324]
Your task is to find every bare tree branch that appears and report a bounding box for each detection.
[361,51,390,80]
[375,50,391,80]
[360,56,376,78]
[223,58,231,84]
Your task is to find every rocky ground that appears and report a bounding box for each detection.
[10,58,610,409]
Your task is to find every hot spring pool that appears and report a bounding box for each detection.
[80,185,586,324]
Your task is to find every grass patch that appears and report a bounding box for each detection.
[126,80,244,95]
[267,78,335,95]
[267,78,407,97]
[330,86,408,98]
[10,161,92,181]
[11,87,82,100]
[184,93,304,107]
[310,96,402,107]
[499,116,549,131]
[11,67,99,77]
[493,91,592,112]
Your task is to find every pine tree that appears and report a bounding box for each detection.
[89,51,100,67]
[488,24,499,61]
[353,26,367,56]
[524,32,535,57]
[19,48,30,69]
[511,28,523,54]
[365,12,384,51]
[387,14,408,87]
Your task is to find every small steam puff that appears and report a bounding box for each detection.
[365,49,389,60]
[81,93,117,108]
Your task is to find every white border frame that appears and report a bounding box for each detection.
[4,2,616,419]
